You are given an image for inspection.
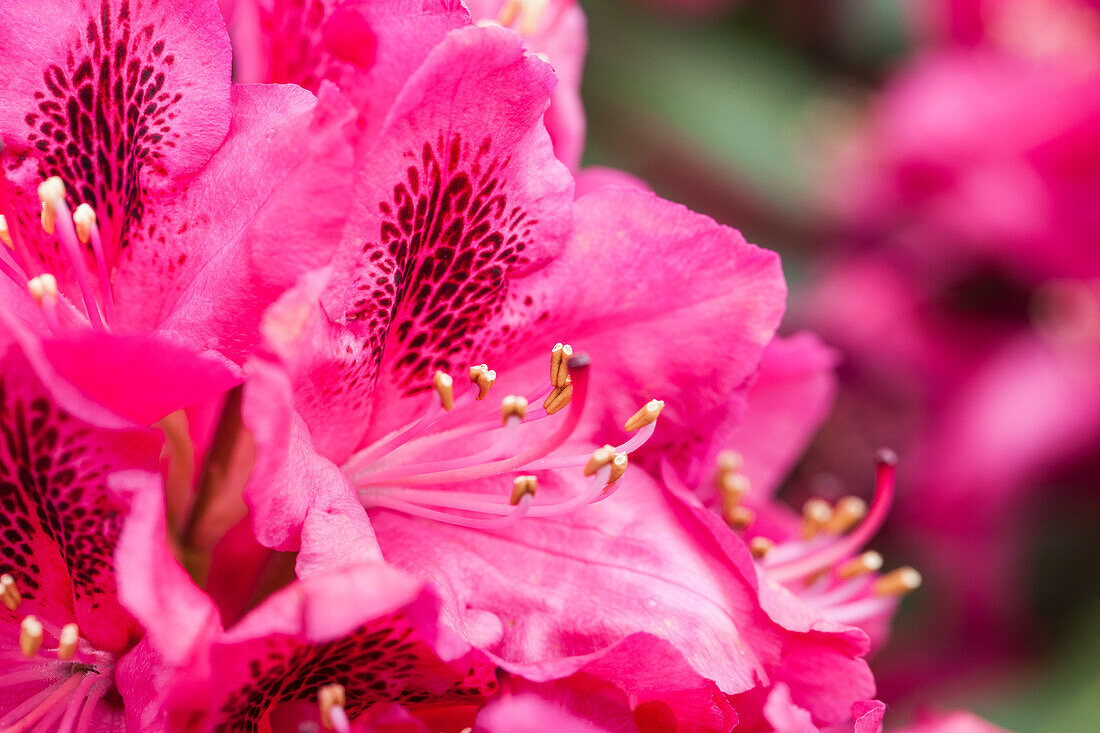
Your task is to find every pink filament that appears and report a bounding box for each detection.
[766,453,897,585]
[382,361,589,487]
[47,198,104,331]
[0,673,84,733]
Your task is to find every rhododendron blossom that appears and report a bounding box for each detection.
[0,0,1018,731]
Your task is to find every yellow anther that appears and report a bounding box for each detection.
[725,505,755,531]
[716,450,743,477]
[801,498,833,539]
[624,399,664,432]
[608,452,628,484]
[497,0,522,25]
[873,567,922,597]
[20,615,43,658]
[501,395,529,424]
[318,683,347,730]
[749,536,774,559]
[837,551,883,580]
[57,623,79,660]
[510,475,538,505]
[28,274,58,306]
[0,214,12,249]
[825,496,867,534]
[37,177,65,235]
[550,342,572,388]
[0,574,21,611]
[718,472,750,514]
[543,381,573,415]
[469,365,496,400]
[73,203,96,244]
[433,371,454,411]
[584,444,615,477]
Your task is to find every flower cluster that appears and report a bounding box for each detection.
[0,0,1003,731]
[800,0,1100,688]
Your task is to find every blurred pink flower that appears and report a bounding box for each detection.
[0,0,354,362]
[810,0,1100,694]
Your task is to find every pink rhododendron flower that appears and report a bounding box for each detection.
[0,316,234,729]
[0,0,354,362]
[225,0,588,170]
[114,475,498,732]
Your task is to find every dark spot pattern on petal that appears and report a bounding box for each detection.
[14,0,186,255]
[215,614,497,731]
[350,133,537,395]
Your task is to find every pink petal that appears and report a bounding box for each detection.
[0,0,231,269]
[204,564,496,729]
[115,82,357,362]
[0,336,161,652]
[231,0,470,149]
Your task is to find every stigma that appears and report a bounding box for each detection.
[347,345,661,530]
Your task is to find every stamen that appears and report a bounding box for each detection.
[750,537,774,559]
[608,452,628,484]
[20,616,43,658]
[543,381,573,414]
[825,496,867,534]
[433,371,454,411]
[0,214,11,248]
[766,449,897,584]
[497,0,522,25]
[624,399,664,431]
[37,179,64,235]
[801,499,833,539]
[469,364,496,400]
[71,203,114,327]
[56,674,98,733]
[873,567,922,596]
[837,551,883,580]
[57,624,79,661]
[510,475,537,505]
[500,395,529,424]
[72,205,94,244]
[318,684,350,733]
[719,472,750,517]
[0,574,21,611]
[584,445,614,476]
[36,177,105,330]
[726,505,755,531]
[550,343,572,388]
[27,274,58,305]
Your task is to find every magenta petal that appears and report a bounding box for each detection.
[476,692,620,733]
[114,82,356,362]
[38,330,239,426]
[763,683,819,733]
[112,469,223,667]
[233,0,470,148]
[0,337,161,652]
[731,333,839,498]
[242,356,382,560]
[0,0,231,266]
[203,564,496,729]
[325,24,574,442]
[506,188,787,482]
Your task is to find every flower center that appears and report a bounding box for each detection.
[0,175,115,332]
[706,449,921,629]
[0,577,113,733]
[346,345,662,529]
